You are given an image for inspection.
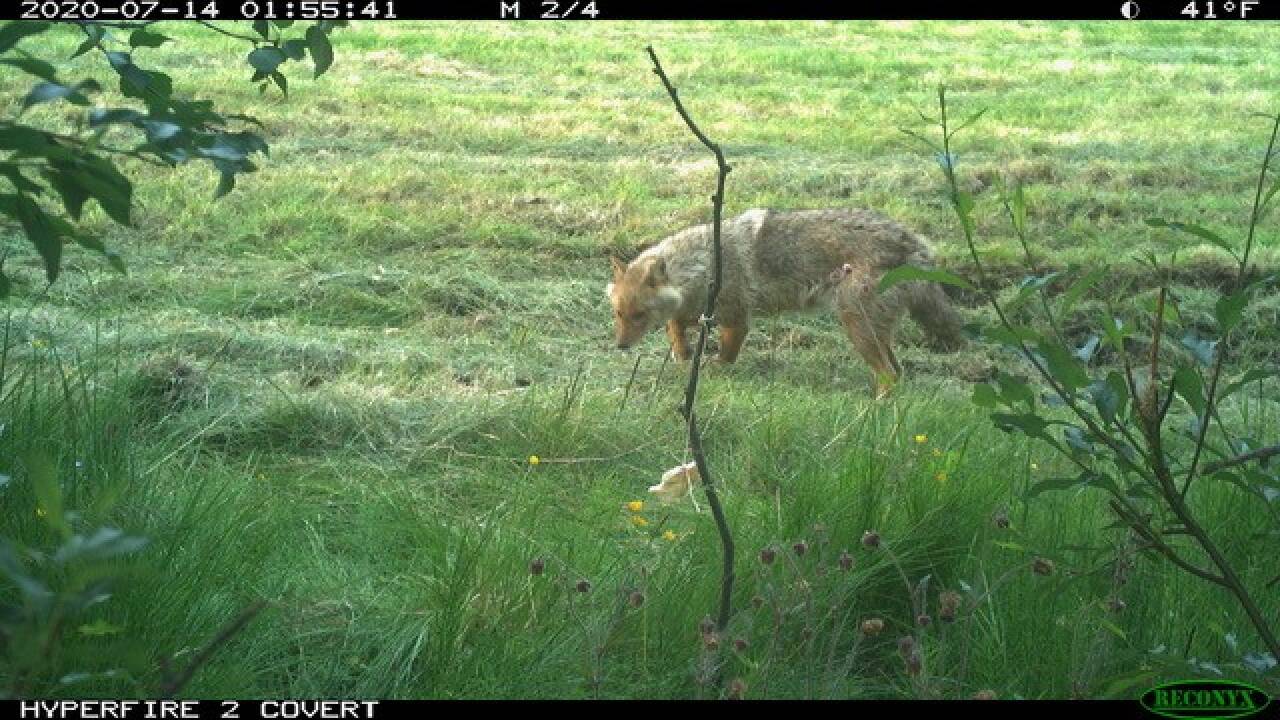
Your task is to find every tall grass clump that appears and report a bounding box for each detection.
[885,88,1280,692]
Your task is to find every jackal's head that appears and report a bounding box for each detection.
[606,255,683,350]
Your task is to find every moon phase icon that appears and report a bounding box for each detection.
[1121,1,1141,18]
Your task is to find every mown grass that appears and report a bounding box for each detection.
[1,21,1278,699]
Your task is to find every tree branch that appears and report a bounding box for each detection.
[1200,443,1280,476]
[645,45,737,663]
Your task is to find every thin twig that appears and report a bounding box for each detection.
[645,46,737,674]
[158,600,267,696]
[1200,443,1280,475]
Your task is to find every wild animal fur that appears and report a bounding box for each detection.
[606,208,964,396]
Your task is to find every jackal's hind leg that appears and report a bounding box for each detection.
[839,308,900,399]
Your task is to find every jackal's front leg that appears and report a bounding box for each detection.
[667,319,692,361]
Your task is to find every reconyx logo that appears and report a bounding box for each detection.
[1141,680,1272,719]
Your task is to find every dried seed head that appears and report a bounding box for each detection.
[938,590,962,623]
[727,677,747,700]
[702,631,720,652]
[812,523,828,544]
[916,613,932,628]
[792,540,809,557]
[993,509,1011,529]
[838,550,854,572]
[529,557,545,576]
[903,649,923,676]
[759,546,777,566]
[628,590,646,608]
[733,637,749,652]
[897,636,916,657]
[971,689,997,700]
[576,579,592,593]
[1031,557,1055,576]
[861,530,881,549]
[860,618,885,637]
[699,615,716,636]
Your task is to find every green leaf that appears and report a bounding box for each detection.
[980,323,1042,349]
[44,167,91,220]
[1261,176,1280,219]
[21,80,100,112]
[1036,339,1089,391]
[1180,332,1217,367]
[995,371,1036,410]
[88,108,144,127]
[1215,289,1249,334]
[0,57,57,81]
[1060,266,1107,316]
[48,155,133,227]
[253,19,271,38]
[1026,471,1108,499]
[1100,315,1129,352]
[952,189,976,237]
[271,70,288,96]
[248,46,287,74]
[1005,180,1027,235]
[971,382,999,408]
[14,193,62,282]
[1145,218,1240,261]
[878,264,976,293]
[991,412,1055,445]
[0,21,51,53]
[281,38,308,61]
[54,527,148,564]
[1063,426,1094,455]
[78,620,124,637]
[306,24,334,78]
[70,24,105,59]
[1007,271,1060,310]
[0,541,51,604]
[1088,372,1128,424]
[25,448,65,535]
[128,28,170,48]
[215,169,236,198]
[1220,366,1277,404]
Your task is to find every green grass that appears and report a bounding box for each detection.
[1,21,1278,699]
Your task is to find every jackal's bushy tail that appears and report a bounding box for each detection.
[903,280,965,351]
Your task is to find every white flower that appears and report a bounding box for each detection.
[648,462,701,504]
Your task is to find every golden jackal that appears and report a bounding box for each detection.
[606,208,964,396]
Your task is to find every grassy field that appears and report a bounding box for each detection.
[1,20,1279,699]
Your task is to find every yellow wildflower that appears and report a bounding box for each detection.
[932,448,943,457]
[914,434,928,444]
[528,455,540,466]
[935,471,948,483]
[626,500,644,513]
[662,530,677,542]
[631,515,649,528]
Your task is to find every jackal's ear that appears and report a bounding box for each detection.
[645,257,667,287]
[610,256,626,280]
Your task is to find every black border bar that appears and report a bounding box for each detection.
[6,0,1280,21]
